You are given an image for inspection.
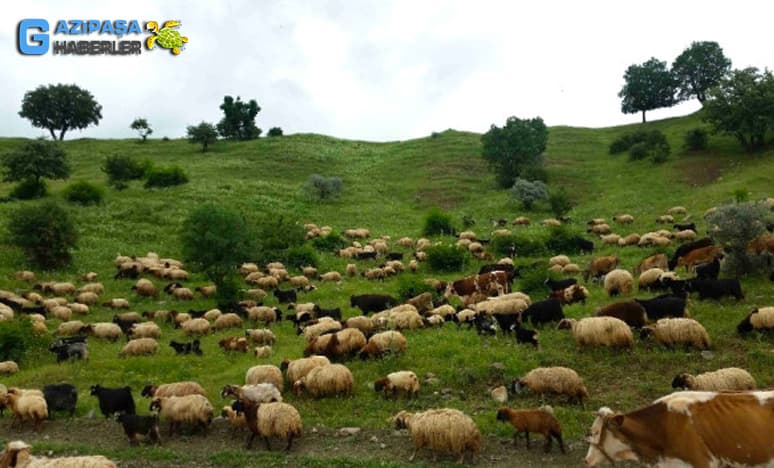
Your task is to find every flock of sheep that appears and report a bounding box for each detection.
[0,199,773,464]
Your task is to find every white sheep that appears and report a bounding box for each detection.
[557,317,634,350]
[212,313,243,331]
[254,346,272,358]
[56,320,85,336]
[393,408,481,463]
[345,315,374,336]
[359,330,407,358]
[247,306,281,325]
[641,318,711,350]
[76,291,100,305]
[0,361,19,375]
[289,275,310,288]
[181,318,210,336]
[130,321,162,340]
[320,271,342,282]
[51,306,73,322]
[238,400,302,451]
[83,322,122,341]
[513,367,588,404]
[0,440,116,467]
[671,367,756,391]
[245,365,284,391]
[245,328,276,345]
[150,394,214,436]
[293,363,353,398]
[68,302,90,315]
[737,307,774,333]
[302,320,342,342]
[603,269,634,296]
[638,268,665,290]
[4,389,48,431]
[374,371,419,398]
[281,355,330,384]
[120,338,159,356]
[142,381,207,398]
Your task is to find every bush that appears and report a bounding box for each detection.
[102,155,145,190]
[311,231,348,252]
[6,200,77,269]
[684,128,708,151]
[628,142,649,160]
[425,244,469,272]
[62,181,104,205]
[10,178,47,199]
[511,178,548,210]
[254,216,307,265]
[397,275,437,301]
[422,209,456,236]
[144,166,188,189]
[706,202,768,276]
[287,245,319,269]
[304,174,343,201]
[521,164,549,183]
[491,233,546,257]
[545,226,583,254]
[548,188,572,219]
[611,130,671,163]
[517,263,558,297]
[267,127,283,137]
[0,319,46,363]
[609,133,637,154]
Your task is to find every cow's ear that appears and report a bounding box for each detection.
[609,414,625,428]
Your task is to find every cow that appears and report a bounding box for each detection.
[444,271,510,298]
[585,390,774,467]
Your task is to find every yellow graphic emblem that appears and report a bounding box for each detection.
[145,21,188,55]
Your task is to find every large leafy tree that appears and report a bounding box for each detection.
[2,140,69,198]
[703,67,774,151]
[130,118,153,142]
[481,116,548,188]
[619,58,677,123]
[19,84,102,140]
[217,96,261,140]
[186,121,218,152]
[672,41,731,104]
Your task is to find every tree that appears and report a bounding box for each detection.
[130,118,153,142]
[267,127,283,137]
[481,116,548,188]
[619,58,677,123]
[7,200,78,269]
[186,122,218,152]
[703,68,774,151]
[672,41,731,104]
[217,96,261,140]
[19,83,102,140]
[2,140,69,198]
[511,178,548,210]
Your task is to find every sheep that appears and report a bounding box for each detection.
[57,320,86,336]
[613,214,634,224]
[634,294,688,320]
[81,322,122,341]
[247,306,282,325]
[51,282,76,296]
[407,292,433,313]
[213,313,243,331]
[232,400,302,451]
[491,386,508,403]
[168,340,202,355]
[149,394,214,436]
[604,269,634,296]
[319,271,342,283]
[557,317,634,349]
[68,302,89,315]
[301,266,318,278]
[0,440,117,467]
[181,317,210,336]
[48,340,89,363]
[560,284,589,305]
[219,336,249,353]
[303,328,367,358]
[221,383,282,404]
[638,268,665,290]
[543,218,561,227]
[130,321,162,340]
[195,285,217,298]
[293,363,353,398]
[374,371,419,398]
[42,383,77,419]
[89,385,135,418]
[221,404,248,432]
[240,262,260,276]
[674,229,697,242]
[131,278,158,297]
[344,315,374,336]
[202,308,221,321]
[548,255,571,267]
[280,355,331,385]
[172,312,191,328]
[521,298,564,327]
[618,233,641,247]
[475,297,528,316]
[588,223,612,235]
[595,301,648,328]
[117,413,161,447]
[737,307,774,334]
[51,306,73,322]
[428,304,456,320]
[0,360,19,375]
[561,263,581,275]
[301,320,342,342]
[640,318,711,350]
[601,234,621,245]
[254,346,272,358]
[392,408,481,464]
[667,206,687,215]
[120,338,159,356]
[14,270,36,282]
[657,214,675,224]
[245,328,276,345]
[76,291,100,305]
[359,330,407,358]
[671,368,756,391]
[102,298,131,309]
[141,382,206,399]
[584,255,619,281]
[496,406,566,453]
[245,365,284,391]
[512,366,588,404]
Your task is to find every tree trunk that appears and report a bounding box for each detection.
[48,128,57,140]
[641,110,646,123]
[59,128,67,140]
[202,142,208,153]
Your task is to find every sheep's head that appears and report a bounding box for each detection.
[373,378,388,392]
[671,373,692,389]
[149,398,162,412]
[391,410,413,429]
[557,318,575,330]
[220,385,240,399]
[737,313,754,334]
[140,385,157,398]
[495,407,510,422]
[640,327,655,340]
[292,380,305,397]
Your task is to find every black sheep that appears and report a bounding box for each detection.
[114,264,140,280]
[521,298,564,327]
[695,259,720,280]
[316,307,341,321]
[117,413,161,446]
[544,278,577,292]
[90,385,135,418]
[573,236,595,254]
[492,313,518,336]
[43,383,78,418]
[273,288,297,304]
[349,294,396,315]
[473,313,497,335]
[356,251,378,260]
[513,322,539,347]
[386,252,404,261]
[634,294,687,320]
[169,339,202,355]
[673,223,696,232]
[687,278,744,300]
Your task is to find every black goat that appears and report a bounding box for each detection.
[90,385,135,418]
[169,339,202,355]
[273,288,297,304]
[694,259,720,280]
[521,298,564,327]
[117,413,161,446]
[544,278,577,292]
[43,383,78,418]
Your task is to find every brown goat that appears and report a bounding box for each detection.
[496,407,565,453]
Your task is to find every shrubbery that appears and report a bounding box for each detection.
[304,174,343,201]
[287,245,319,269]
[490,233,546,257]
[6,200,77,268]
[511,178,548,210]
[545,226,583,254]
[609,130,671,163]
[10,178,47,200]
[311,231,348,252]
[144,165,188,189]
[517,263,559,296]
[706,202,769,276]
[422,209,456,236]
[254,216,307,265]
[684,128,708,151]
[425,244,469,272]
[549,188,572,219]
[267,127,283,137]
[396,275,437,301]
[62,181,104,205]
[102,155,145,189]
[0,319,46,363]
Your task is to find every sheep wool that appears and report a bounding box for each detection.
[57,320,86,336]
[672,367,756,391]
[393,408,481,464]
[293,363,353,398]
[245,365,284,391]
[145,381,207,399]
[120,338,159,356]
[491,386,508,403]
[150,394,213,435]
[0,440,117,467]
[557,317,634,350]
[643,318,711,350]
[302,320,343,342]
[5,390,48,431]
[243,401,302,451]
[374,371,419,398]
[254,346,272,358]
[76,291,100,305]
[247,306,280,324]
[282,355,331,384]
[181,318,210,336]
[515,367,588,403]
[87,323,122,341]
[130,322,162,340]
[746,307,774,331]
[222,405,248,431]
[303,328,367,358]
[548,255,570,267]
[245,328,277,345]
[360,330,407,357]
[604,269,634,296]
[0,361,19,375]
[345,315,374,336]
[213,313,243,330]
[638,268,665,289]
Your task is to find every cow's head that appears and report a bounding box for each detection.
[584,407,638,466]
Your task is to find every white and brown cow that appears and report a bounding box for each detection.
[444,271,510,298]
[585,391,774,467]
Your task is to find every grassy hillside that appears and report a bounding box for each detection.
[0,113,773,467]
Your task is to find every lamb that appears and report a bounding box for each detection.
[131,278,158,297]
[232,400,302,451]
[149,394,214,436]
[358,330,407,358]
[0,440,117,467]
[89,385,135,418]
[496,406,566,453]
[129,321,162,340]
[116,413,161,446]
[141,381,207,399]
[293,363,353,398]
[557,317,634,349]
[247,306,282,325]
[374,371,419,398]
[120,338,159,356]
[594,301,648,328]
[303,328,367,359]
[512,366,588,404]
[81,323,122,341]
[737,306,774,334]
[212,313,243,331]
[218,336,249,353]
[671,367,756,391]
[0,360,19,375]
[5,388,48,431]
[245,365,284,391]
[640,318,711,350]
[245,328,277,345]
[392,408,481,464]
[181,317,210,336]
[603,269,634,296]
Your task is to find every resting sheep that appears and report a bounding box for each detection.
[671,367,756,391]
[496,406,565,453]
[557,317,634,349]
[640,318,711,350]
[393,408,481,464]
[374,371,419,398]
[512,367,588,404]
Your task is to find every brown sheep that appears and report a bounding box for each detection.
[584,256,619,281]
[496,406,566,453]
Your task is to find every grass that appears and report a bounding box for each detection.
[0,113,773,465]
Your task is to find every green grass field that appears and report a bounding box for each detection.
[0,112,773,466]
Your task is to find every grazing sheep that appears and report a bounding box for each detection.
[293,363,353,398]
[195,285,217,298]
[512,367,588,404]
[48,340,89,363]
[594,301,648,328]
[640,318,711,350]
[558,317,634,349]
[613,214,634,224]
[521,298,564,327]
[254,346,272,358]
[303,328,367,358]
[213,313,243,331]
[172,312,192,328]
[0,440,116,467]
[181,318,210,336]
[14,270,36,282]
[221,405,248,432]
[42,383,77,419]
[202,308,222,322]
[374,371,419,398]
[344,315,374,336]
[671,368,756,391]
[81,322,122,341]
[76,291,100,305]
[667,206,687,215]
[57,320,86,336]
[120,338,159,356]
[737,307,774,334]
[393,408,481,464]
[149,394,214,436]
[103,298,131,309]
[168,340,202,356]
[585,255,619,281]
[601,234,621,245]
[496,406,566,453]
[281,355,331,384]
[407,292,433,313]
[657,214,675,224]
[428,304,456,320]
[302,266,318,278]
[219,336,249,353]
[141,382,207,399]
[359,330,407,358]
[301,320,342,342]
[561,263,581,275]
[245,328,277,345]
[560,284,589,305]
[132,279,158,297]
[246,306,282,325]
[320,271,342,282]
[674,229,697,242]
[221,383,281,404]
[548,255,571,267]
[130,321,162,340]
[51,306,73,322]
[245,365,284,391]
[68,302,90,315]
[4,389,48,431]
[233,400,302,451]
[638,268,665,290]
[618,233,641,247]
[0,361,19,375]
[604,269,633,296]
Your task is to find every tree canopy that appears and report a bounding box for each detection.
[186,122,218,152]
[480,116,548,188]
[619,58,677,122]
[672,41,731,104]
[18,84,102,140]
[217,96,261,140]
[130,118,153,142]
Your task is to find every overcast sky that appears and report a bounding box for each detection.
[2,0,772,142]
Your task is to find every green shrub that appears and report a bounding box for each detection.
[425,244,469,272]
[102,155,145,189]
[545,226,583,254]
[144,165,188,189]
[628,142,649,160]
[548,188,572,218]
[511,178,548,210]
[609,133,637,154]
[311,231,348,252]
[6,200,77,269]
[684,128,708,151]
[267,127,283,137]
[396,275,437,301]
[734,189,750,203]
[10,178,47,199]
[706,202,768,276]
[304,174,343,201]
[0,319,46,363]
[62,181,104,205]
[521,164,549,183]
[422,209,456,236]
[287,245,319,269]
[517,263,557,296]
[254,216,307,265]
[491,233,546,257]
